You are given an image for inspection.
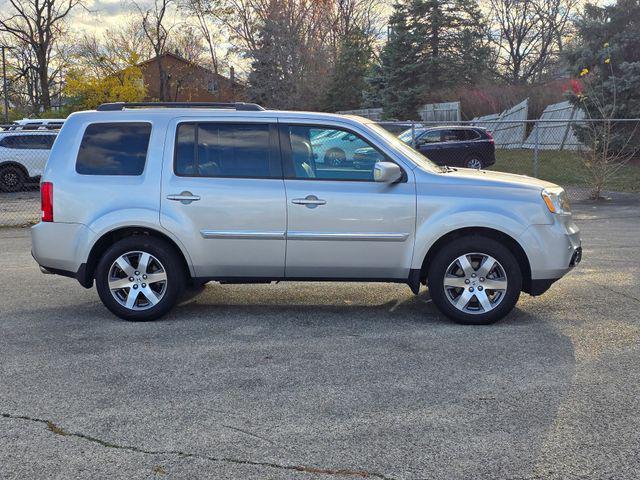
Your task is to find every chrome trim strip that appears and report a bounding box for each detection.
[201,230,410,242]
[286,232,410,242]
[200,230,286,240]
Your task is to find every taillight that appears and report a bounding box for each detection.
[41,182,53,222]
[486,131,495,144]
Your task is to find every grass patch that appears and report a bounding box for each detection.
[490,149,640,192]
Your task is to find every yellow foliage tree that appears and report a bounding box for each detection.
[65,66,146,110]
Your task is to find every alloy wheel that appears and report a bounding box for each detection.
[466,158,482,169]
[108,251,168,311]
[443,252,508,314]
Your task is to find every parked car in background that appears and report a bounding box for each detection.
[6,118,65,131]
[397,126,495,169]
[0,131,58,192]
[310,128,364,166]
[32,102,581,325]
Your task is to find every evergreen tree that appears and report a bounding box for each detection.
[323,28,373,112]
[377,2,422,119]
[248,14,297,109]
[377,0,491,120]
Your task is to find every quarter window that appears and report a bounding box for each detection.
[76,123,151,175]
[174,123,277,178]
[284,126,388,181]
[463,130,481,140]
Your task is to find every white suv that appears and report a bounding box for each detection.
[31,102,582,324]
[0,131,57,191]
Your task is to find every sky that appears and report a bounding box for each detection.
[72,0,149,36]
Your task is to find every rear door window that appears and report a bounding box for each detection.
[174,123,279,178]
[76,122,151,175]
[440,129,466,142]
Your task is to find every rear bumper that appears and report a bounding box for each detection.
[35,258,91,288]
[31,221,93,287]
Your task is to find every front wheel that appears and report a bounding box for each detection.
[95,236,185,321]
[427,236,522,325]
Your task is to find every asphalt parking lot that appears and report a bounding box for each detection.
[1,197,639,480]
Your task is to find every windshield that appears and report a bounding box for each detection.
[366,123,439,172]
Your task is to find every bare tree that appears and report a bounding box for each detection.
[573,64,640,199]
[134,0,177,101]
[180,0,229,74]
[488,0,577,84]
[0,0,84,110]
[77,19,152,79]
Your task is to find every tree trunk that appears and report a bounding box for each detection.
[37,54,51,110]
[156,56,166,101]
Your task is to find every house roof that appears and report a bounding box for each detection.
[136,52,241,86]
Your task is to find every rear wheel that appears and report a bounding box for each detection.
[95,236,185,321]
[0,165,26,192]
[427,236,522,324]
[464,156,483,169]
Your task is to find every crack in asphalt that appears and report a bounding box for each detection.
[221,423,278,446]
[1,413,396,480]
[585,279,640,303]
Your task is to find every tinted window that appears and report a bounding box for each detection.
[440,129,466,142]
[0,136,17,148]
[463,129,482,140]
[76,123,151,175]
[0,134,55,149]
[418,130,441,144]
[285,126,388,181]
[175,123,274,178]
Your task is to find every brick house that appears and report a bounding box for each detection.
[137,52,244,102]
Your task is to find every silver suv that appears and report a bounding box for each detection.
[31,102,582,324]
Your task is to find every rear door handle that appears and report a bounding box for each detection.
[166,191,201,204]
[292,195,326,208]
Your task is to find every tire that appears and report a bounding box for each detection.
[0,165,27,193]
[427,236,522,325]
[464,156,484,169]
[95,236,186,321]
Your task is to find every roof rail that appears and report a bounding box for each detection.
[96,102,265,112]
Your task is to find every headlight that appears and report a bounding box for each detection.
[541,187,571,215]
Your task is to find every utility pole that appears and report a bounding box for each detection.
[1,46,8,124]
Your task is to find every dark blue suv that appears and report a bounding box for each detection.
[398,126,495,169]
[354,126,495,170]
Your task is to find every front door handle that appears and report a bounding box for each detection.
[166,191,201,204]
[292,195,326,208]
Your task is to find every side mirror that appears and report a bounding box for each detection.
[374,162,403,183]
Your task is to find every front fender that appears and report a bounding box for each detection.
[411,208,529,270]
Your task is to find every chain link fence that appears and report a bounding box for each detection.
[0,125,57,227]
[0,118,638,227]
[375,119,640,201]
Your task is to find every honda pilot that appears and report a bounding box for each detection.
[31,102,582,324]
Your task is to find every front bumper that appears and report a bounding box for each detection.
[518,216,582,281]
